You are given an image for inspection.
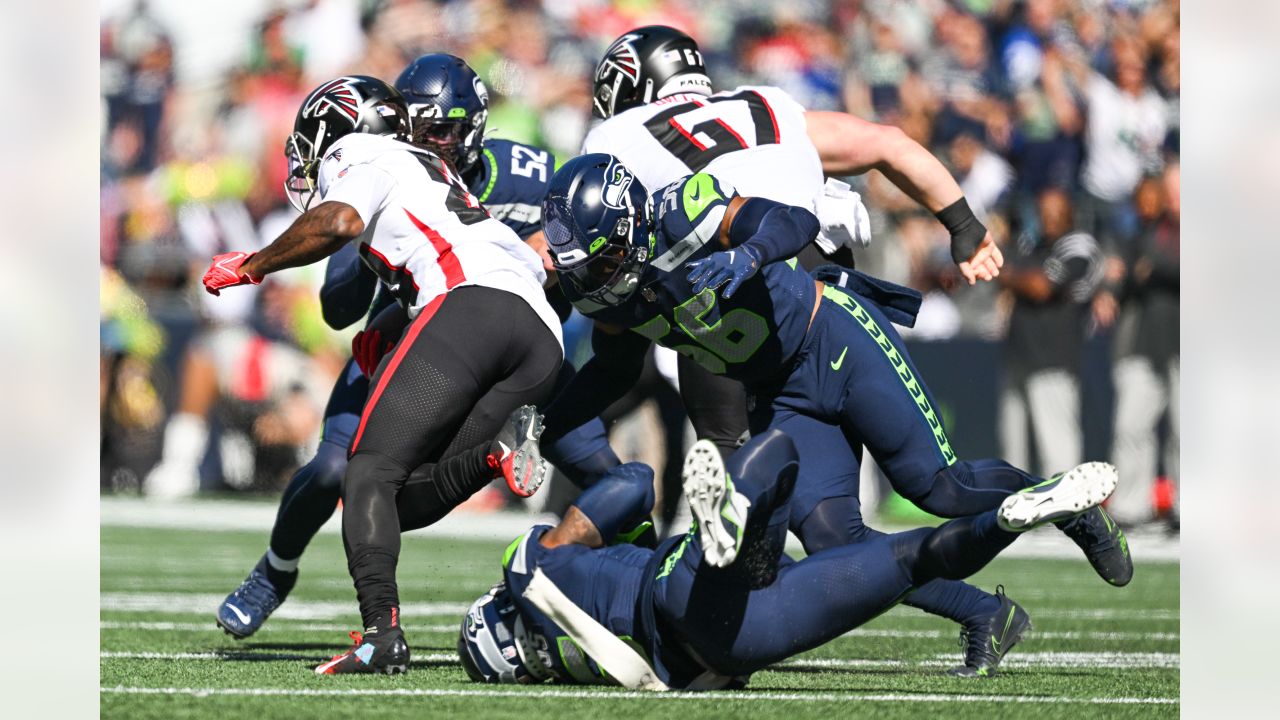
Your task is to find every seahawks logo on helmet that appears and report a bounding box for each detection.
[601,163,635,210]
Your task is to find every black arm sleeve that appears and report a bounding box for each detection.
[727,197,820,264]
[541,326,649,443]
[319,243,379,330]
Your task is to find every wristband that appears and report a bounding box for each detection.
[935,198,987,265]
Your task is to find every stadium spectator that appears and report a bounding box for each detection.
[1106,163,1179,526]
[998,188,1104,476]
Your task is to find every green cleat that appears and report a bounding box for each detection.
[948,586,1031,678]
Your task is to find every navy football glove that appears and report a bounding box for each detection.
[685,245,762,299]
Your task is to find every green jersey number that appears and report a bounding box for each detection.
[632,289,769,374]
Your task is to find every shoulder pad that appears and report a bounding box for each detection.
[650,173,735,272]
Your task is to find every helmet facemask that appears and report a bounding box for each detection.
[406,104,487,171]
[546,202,651,307]
[283,127,323,213]
[457,582,552,684]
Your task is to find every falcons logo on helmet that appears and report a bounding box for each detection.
[302,77,362,125]
[597,33,642,83]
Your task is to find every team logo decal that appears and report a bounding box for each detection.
[597,32,642,83]
[601,163,634,209]
[303,77,363,125]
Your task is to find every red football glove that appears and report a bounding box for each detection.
[202,252,262,296]
[352,328,394,378]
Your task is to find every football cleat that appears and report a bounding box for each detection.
[682,440,752,568]
[998,462,1118,532]
[948,585,1031,678]
[488,405,548,498]
[216,556,296,639]
[314,628,410,675]
[1055,505,1134,587]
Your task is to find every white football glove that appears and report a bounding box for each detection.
[813,178,872,253]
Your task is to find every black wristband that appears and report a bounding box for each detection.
[935,197,988,265]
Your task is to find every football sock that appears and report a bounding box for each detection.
[396,445,496,532]
[268,440,347,560]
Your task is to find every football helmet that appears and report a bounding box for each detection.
[592,25,712,119]
[284,75,408,212]
[541,153,652,307]
[457,582,551,684]
[394,53,489,171]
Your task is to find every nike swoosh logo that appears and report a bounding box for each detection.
[689,186,701,204]
[497,441,511,460]
[830,346,848,371]
[225,603,252,625]
[991,606,1017,654]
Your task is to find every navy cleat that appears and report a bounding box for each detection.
[314,628,410,675]
[216,555,296,639]
[998,462,1118,532]
[1055,505,1134,587]
[682,440,751,568]
[949,586,1031,678]
[487,405,549,498]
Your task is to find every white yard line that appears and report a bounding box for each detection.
[102,649,1178,670]
[100,497,1181,562]
[100,685,1178,705]
[99,620,1178,642]
[101,591,1178,623]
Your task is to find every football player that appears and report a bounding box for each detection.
[537,156,1132,672]
[215,57,625,642]
[579,26,1130,673]
[458,430,1119,687]
[203,75,563,674]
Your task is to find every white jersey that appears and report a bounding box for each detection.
[317,133,561,347]
[581,85,823,211]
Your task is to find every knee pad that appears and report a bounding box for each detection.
[309,441,350,494]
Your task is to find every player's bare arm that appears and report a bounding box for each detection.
[242,201,365,278]
[804,111,1003,285]
[539,507,605,550]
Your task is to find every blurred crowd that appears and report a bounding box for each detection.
[100,0,1179,527]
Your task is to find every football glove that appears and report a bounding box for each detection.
[813,178,872,252]
[352,328,394,378]
[203,252,262,296]
[685,245,762,299]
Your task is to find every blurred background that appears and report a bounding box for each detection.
[98,0,1179,533]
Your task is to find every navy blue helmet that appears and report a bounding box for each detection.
[542,153,652,307]
[593,25,711,119]
[457,582,550,684]
[394,53,489,171]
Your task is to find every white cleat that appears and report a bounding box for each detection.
[998,461,1119,532]
[682,440,751,568]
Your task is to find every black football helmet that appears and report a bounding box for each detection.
[592,25,712,119]
[394,54,489,172]
[541,153,652,307]
[284,75,409,212]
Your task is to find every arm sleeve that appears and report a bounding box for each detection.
[727,197,820,264]
[319,242,379,330]
[541,326,649,443]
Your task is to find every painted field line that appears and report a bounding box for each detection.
[102,592,1178,623]
[101,650,1178,670]
[100,685,1178,705]
[98,621,1177,642]
[102,651,457,663]
[100,592,467,619]
[785,651,1179,671]
[100,621,459,634]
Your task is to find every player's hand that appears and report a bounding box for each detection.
[202,252,262,296]
[956,232,1003,285]
[685,246,762,299]
[352,328,393,378]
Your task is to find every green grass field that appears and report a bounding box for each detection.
[101,522,1179,719]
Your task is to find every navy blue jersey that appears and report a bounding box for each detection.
[467,138,554,241]
[564,172,818,386]
[501,527,663,685]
